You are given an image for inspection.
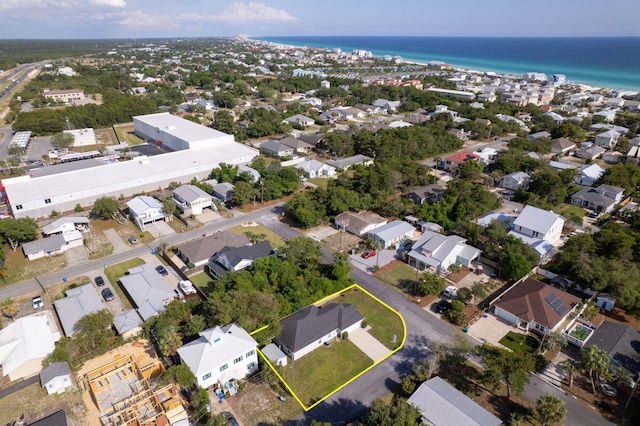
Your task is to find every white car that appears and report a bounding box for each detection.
[32,296,44,310]
[178,280,197,295]
[443,286,458,299]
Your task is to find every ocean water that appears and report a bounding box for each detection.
[257,36,640,91]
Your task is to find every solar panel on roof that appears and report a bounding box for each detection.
[556,304,569,316]
[545,293,558,305]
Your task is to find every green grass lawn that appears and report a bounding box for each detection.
[280,339,371,407]
[498,331,540,354]
[554,204,586,220]
[229,223,286,248]
[374,262,418,294]
[104,258,145,310]
[308,177,329,189]
[330,288,404,350]
[189,271,213,292]
[113,124,145,146]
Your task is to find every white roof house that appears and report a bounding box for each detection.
[576,164,605,186]
[120,264,176,320]
[295,159,336,178]
[42,216,90,236]
[54,283,106,336]
[284,114,315,126]
[4,113,258,219]
[499,171,530,191]
[177,324,259,389]
[0,312,61,381]
[408,376,502,426]
[407,231,481,273]
[510,205,564,258]
[127,196,166,230]
[367,220,415,249]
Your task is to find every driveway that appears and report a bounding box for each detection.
[197,209,221,223]
[466,312,515,349]
[349,249,399,272]
[349,327,390,363]
[64,245,88,266]
[146,221,175,238]
[103,229,129,253]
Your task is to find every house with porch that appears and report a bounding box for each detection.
[177,231,250,269]
[509,205,564,259]
[576,164,605,186]
[42,217,90,236]
[206,241,272,278]
[334,211,387,238]
[406,184,445,205]
[595,129,621,148]
[172,184,216,215]
[261,140,294,157]
[367,220,415,249]
[569,184,624,213]
[442,151,480,174]
[407,231,481,273]
[177,324,259,391]
[295,159,337,178]
[499,171,530,191]
[494,278,581,336]
[127,196,166,230]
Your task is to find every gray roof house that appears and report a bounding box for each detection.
[585,321,640,374]
[22,231,83,261]
[212,182,235,202]
[407,376,502,426]
[54,283,106,336]
[295,159,336,178]
[173,184,216,215]
[275,304,364,360]
[595,129,621,148]
[283,114,315,127]
[113,309,144,339]
[261,140,294,157]
[551,137,577,154]
[334,211,388,238]
[406,184,445,205]
[120,263,176,320]
[280,137,313,154]
[526,130,551,141]
[570,184,624,213]
[206,241,272,278]
[407,231,481,273]
[325,154,374,170]
[367,220,415,249]
[42,216,90,236]
[238,165,261,182]
[126,195,166,230]
[40,362,72,395]
[177,230,250,268]
[499,171,530,191]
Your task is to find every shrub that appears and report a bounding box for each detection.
[457,287,472,304]
[342,331,349,339]
[74,203,84,212]
[361,319,368,328]
[50,210,59,217]
[446,309,467,326]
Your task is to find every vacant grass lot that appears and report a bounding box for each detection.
[113,123,145,146]
[374,262,417,294]
[94,127,118,145]
[280,339,371,407]
[330,288,405,350]
[1,247,67,287]
[499,331,540,354]
[104,258,145,310]
[554,203,586,220]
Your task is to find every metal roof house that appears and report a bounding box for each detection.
[127,196,166,230]
[172,184,216,215]
[120,264,176,320]
[22,230,84,261]
[54,283,106,336]
[367,220,415,249]
[40,362,72,395]
[407,231,481,273]
[408,376,502,426]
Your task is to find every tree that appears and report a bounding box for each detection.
[162,198,176,219]
[74,310,115,352]
[92,196,119,220]
[282,237,323,268]
[0,298,17,322]
[459,160,484,180]
[51,131,75,149]
[0,217,38,251]
[478,344,535,398]
[417,273,447,296]
[535,394,567,426]
[541,331,567,353]
[185,314,206,337]
[581,344,610,395]
[157,327,182,358]
[563,359,579,388]
[160,364,195,387]
[231,181,255,206]
[360,397,421,426]
[456,287,472,304]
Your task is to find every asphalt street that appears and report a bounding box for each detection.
[0,205,615,426]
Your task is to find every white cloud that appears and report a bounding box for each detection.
[209,2,298,24]
[91,0,126,7]
[1,0,125,10]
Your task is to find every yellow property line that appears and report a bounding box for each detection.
[251,283,407,411]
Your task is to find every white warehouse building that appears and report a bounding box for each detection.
[2,113,258,219]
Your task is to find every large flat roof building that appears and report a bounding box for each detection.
[2,113,258,219]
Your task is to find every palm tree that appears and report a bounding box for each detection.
[541,331,567,354]
[158,328,182,359]
[563,359,579,388]
[536,394,567,426]
[581,344,610,395]
[0,298,17,322]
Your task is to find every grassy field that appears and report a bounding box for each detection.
[280,339,371,407]
[104,258,145,310]
[499,331,540,354]
[94,127,118,145]
[189,271,213,292]
[373,262,418,294]
[113,123,145,146]
[308,177,329,189]
[1,247,67,287]
[229,223,286,248]
[554,203,586,220]
[330,288,404,350]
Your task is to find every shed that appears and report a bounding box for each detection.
[262,343,288,366]
[596,293,616,312]
[40,362,73,395]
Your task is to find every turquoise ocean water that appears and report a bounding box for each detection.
[257,36,640,91]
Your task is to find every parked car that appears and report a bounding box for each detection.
[101,288,114,302]
[443,285,458,299]
[155,265,168,276]
[128,236,138,244]
[178,280,197,295]
[588,211,599,218]
[95,276,105,286]
[361,250,376,259]
[32,296,44,310]
[433,299,449,314]
[222,412,239,426]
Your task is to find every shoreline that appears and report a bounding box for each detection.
[250,36,639,92]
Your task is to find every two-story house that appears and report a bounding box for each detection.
[509,205,565,258]
[172,184,216,215]
[570,184,625,213]
[127,196,166,230]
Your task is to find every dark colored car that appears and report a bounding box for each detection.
[156,265,169,276]
[101,288,114,302]
[433,299,449,314]
[95,276,105,286]
[587,211,599,218]
[222,412,239,426]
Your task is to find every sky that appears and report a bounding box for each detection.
[1,0,640,39]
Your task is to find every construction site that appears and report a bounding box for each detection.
[77,340,188,426]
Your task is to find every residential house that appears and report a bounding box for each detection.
[551,137,577,155]
[407,376,502,426]
[473,147,499,166]
[22,231,84,261]
[29,411,68,426]
[177,324,259,389]
[173,184,216,215]
[113,310,144,339]
[298,133,324,147]
[407,231,481,273]
[570,184,625,213]
[494,278,581,336]
[442,151,480,174]
[575,164,605,186]
[177,231,249,271]
[238,165,261,181]
[0,312,61,381]
[283,114,314,127]
[594,109,617,123]
[325,155,374,170]
[353,104,381,115]
[40,362,72,395]
[448,128,470,140]
[499,171,530,191]
[280,137,313,154]
[127,196,166,230]
[261,140,295,157]
[595,129,620,148]
[509,205,564,258]
[602,151,623,164]
[585,321,640,375]
[526,131,551,141]
[42,217,90,236]
[120,264,176,320]
[212,182,235,202]
[261,344,288,367]
[206,241,272,278]
[596,294,616,312]
[54,284,106,336]
[367,220,415,249]
[334,211,388,238]
[476,211,516,229]
[295,159,337,178]
[275,304,364,360]
[574,144,607,160]
[372,98,400,112]
[406,184,445,205]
